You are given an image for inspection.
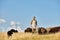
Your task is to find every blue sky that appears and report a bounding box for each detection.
[0,0,60,32]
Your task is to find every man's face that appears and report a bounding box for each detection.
[33,16,36,20]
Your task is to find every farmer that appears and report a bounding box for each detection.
[30,16,38,33]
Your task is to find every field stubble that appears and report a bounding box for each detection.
[0,32,60,40]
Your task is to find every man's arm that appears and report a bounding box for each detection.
[36,20,37,25]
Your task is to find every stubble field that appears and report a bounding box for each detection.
[0,32,60,40]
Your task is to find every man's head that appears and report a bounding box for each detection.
[33,16,36,20]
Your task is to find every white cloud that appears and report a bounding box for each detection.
[10,21,16,26]
[0,19,6,32]
[0,20,23,32]
[0,19,6,24]
[16,26,21,32]
[17,22,20,25]
[6,21,22,32]
[6,26,16,32]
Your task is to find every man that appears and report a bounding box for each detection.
[31,16,37,33]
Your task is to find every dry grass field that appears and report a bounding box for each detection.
[0,32,60,40]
